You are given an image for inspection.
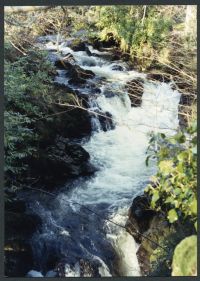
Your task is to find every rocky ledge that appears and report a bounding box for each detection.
[126,193,196,276]
[5,198,42,277]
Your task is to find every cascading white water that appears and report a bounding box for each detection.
[28,38,181,277]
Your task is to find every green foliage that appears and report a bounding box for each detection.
[4,46,56,186]
[172,235,197,276]
[96,5,172,68]
[145,121,197,230]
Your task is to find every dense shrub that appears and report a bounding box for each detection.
[145,121,197,229]
[4,46,56,186]
[96,6,172,66]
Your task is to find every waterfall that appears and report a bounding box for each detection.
[27,37,181,277]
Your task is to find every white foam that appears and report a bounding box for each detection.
[26,270,44,277]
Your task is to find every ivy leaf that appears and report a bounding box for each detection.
[190,198,197,215]
[160,133,166,139]
[159,160,174,175]
[191,120,197,133]
[174,132,186,144]
[151,190,160,208]
[165,197,173,204]
[177,151,188,162]
[192,145,197,155]
[167,209,178,223]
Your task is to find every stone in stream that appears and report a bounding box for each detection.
[111,65,124,71]
[103,89,116,98]
[55,57,96,84]
[29,136,96,188]
[146,72,172,83]
[54,56,75,70]
[125,78,144,107]
[70,40,92,56]
[98,111,114,131]
[68,65,95,86]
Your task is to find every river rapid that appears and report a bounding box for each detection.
[25,36,181,277]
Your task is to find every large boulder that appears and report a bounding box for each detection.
[125,78,144,107]
[68,65,95,86]
[125,194,156,243]
[136,215,170,276]
[29,137,96,188]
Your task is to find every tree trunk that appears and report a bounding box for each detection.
[184,5,197,37]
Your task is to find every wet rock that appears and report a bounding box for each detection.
[68,65,95,86]
[172,78,197,128]
[90,35,120,53]
[30,137,95,187]
[79,259,101,277]
[125,78,144,107]
[5,241,34,277]
[86,48,92,56]
[5,199,26,213]
[70,41,87,52]
[63,53,76,64]
[55,105,91,138]
[98,111,114,131]
[54,58,73,70]
[103,89,115,98]
[68,77,86,86]
[146,73,171,83]
[70,40,92,56]
[125,194,156,243]
[5,206,42,277]
[65,143,90,163]
[136,215,171,276]
[111,65,124,71]
[5,212,42,240]
[121,53,131,62]
[53,81,76,95]
[84,83,101,94]
[35,90,91,144]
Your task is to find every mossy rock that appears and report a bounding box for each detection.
[172,235,197,276]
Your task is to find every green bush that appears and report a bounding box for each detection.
[145,121,197,229]
[4,46,56,186]
[96,6,172,62]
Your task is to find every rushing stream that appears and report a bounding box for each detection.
[25,36,181,277]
